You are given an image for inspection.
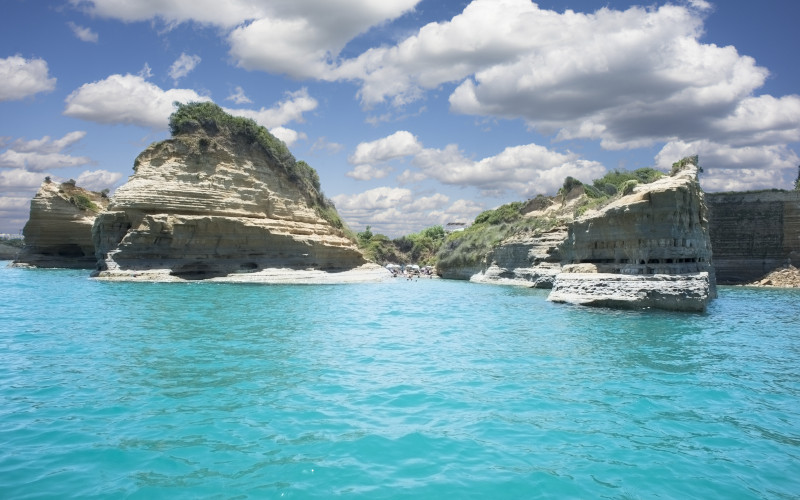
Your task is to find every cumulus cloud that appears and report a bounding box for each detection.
[0,55,57,101]
[222,88,318,146]
[0,132,93,172]
[71,0,421,79]
[75,169,123,191]
[226,85,252,104]
[63,73,209,128]
[349,131,422,165]
[332,186,484,236]
[346,130,606,198]
[346,164,393,181]
[0,168,47,190]
[68,21,99,42]
[655,139,800,191]
[223,88,317,129]
[169,53,201,82]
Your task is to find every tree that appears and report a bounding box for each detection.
[794,165,800,191]
[357,226,373,246]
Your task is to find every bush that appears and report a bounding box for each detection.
[621,179,638,195]
[671,155,700,175]
[474,202,523,225]
[71,193,100,212]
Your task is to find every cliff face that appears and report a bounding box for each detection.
[93,129,365,279]
[549,165,716,311]
[13,181,109,268]
[561,165,714,278]
[706,191,800,284]
[471,227,567,288]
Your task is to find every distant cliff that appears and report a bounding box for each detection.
[13,180,109,268]
[437,159,716,311]
[93,102,366,280]
[706,191,800,284]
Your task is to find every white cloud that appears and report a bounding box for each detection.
[138,62,153,79]
[0,132,93,172]
[267,126,306,147]
[226,85,252,105]
[413,143,607,198]
[75,169,123,191]
[168,53,201,82]
[8,131,87,154]
[68,21,99,42]
[347,130,606,198]
[655,139,800,191]
[63,73,209,128]
[223,88,317,129]
[310,137,344,154]
[71,0,421,79]
[0,55,57,101]
[332,186,483,236]
[348,130,422,165]
[346,164,393,180]
[0,168,47,190]
[223,88,318,146]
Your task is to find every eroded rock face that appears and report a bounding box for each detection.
[93,131,364,278]
[706,191,800,284]
[13,181,109,268]
[549,165,717,311]
[471,227,567,288]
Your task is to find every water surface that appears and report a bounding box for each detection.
[1,264,799,498]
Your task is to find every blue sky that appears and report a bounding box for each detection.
[1,0,798,237]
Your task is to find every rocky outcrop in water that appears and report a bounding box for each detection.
[93,103,366,280]
[548,164,716,311]
[706,191,800,284]
[13,180,109,268]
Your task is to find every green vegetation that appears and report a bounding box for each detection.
[435,166,670,271]
[70,193,100,212]
[794,165,800,191]
[671,155,701,175]
[357,225,446,266]
[436,201,560,271]
[168,102,348,237]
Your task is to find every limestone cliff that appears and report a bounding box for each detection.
[706,191,800,284]
[13,180,109,268]
[93,103,365,279]
[549,164,716,311]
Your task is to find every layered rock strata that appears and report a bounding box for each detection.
[93,122,366,280]
[549,164,716,311]
[13,180,109,268]
[706,191,800,284]
[469,227,567,288]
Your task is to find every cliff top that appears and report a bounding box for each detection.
[35,179,109,214]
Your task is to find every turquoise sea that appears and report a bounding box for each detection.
[1,263,799,499]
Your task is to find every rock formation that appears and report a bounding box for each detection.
[548,163,716,311]
[470,227,567,288]
[13,180,109,268]
[706,191,800,284]
[92,102,367,280]
[443,160,716,311]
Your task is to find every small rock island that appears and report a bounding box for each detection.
[13,179,109,269]
[92,102,382,282]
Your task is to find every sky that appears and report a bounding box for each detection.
[1,0,798,237]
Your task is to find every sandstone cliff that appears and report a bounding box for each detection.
[13,180,109,268]
[706,191,800,284]
[548,164,716,311]
[93,102,366,280]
